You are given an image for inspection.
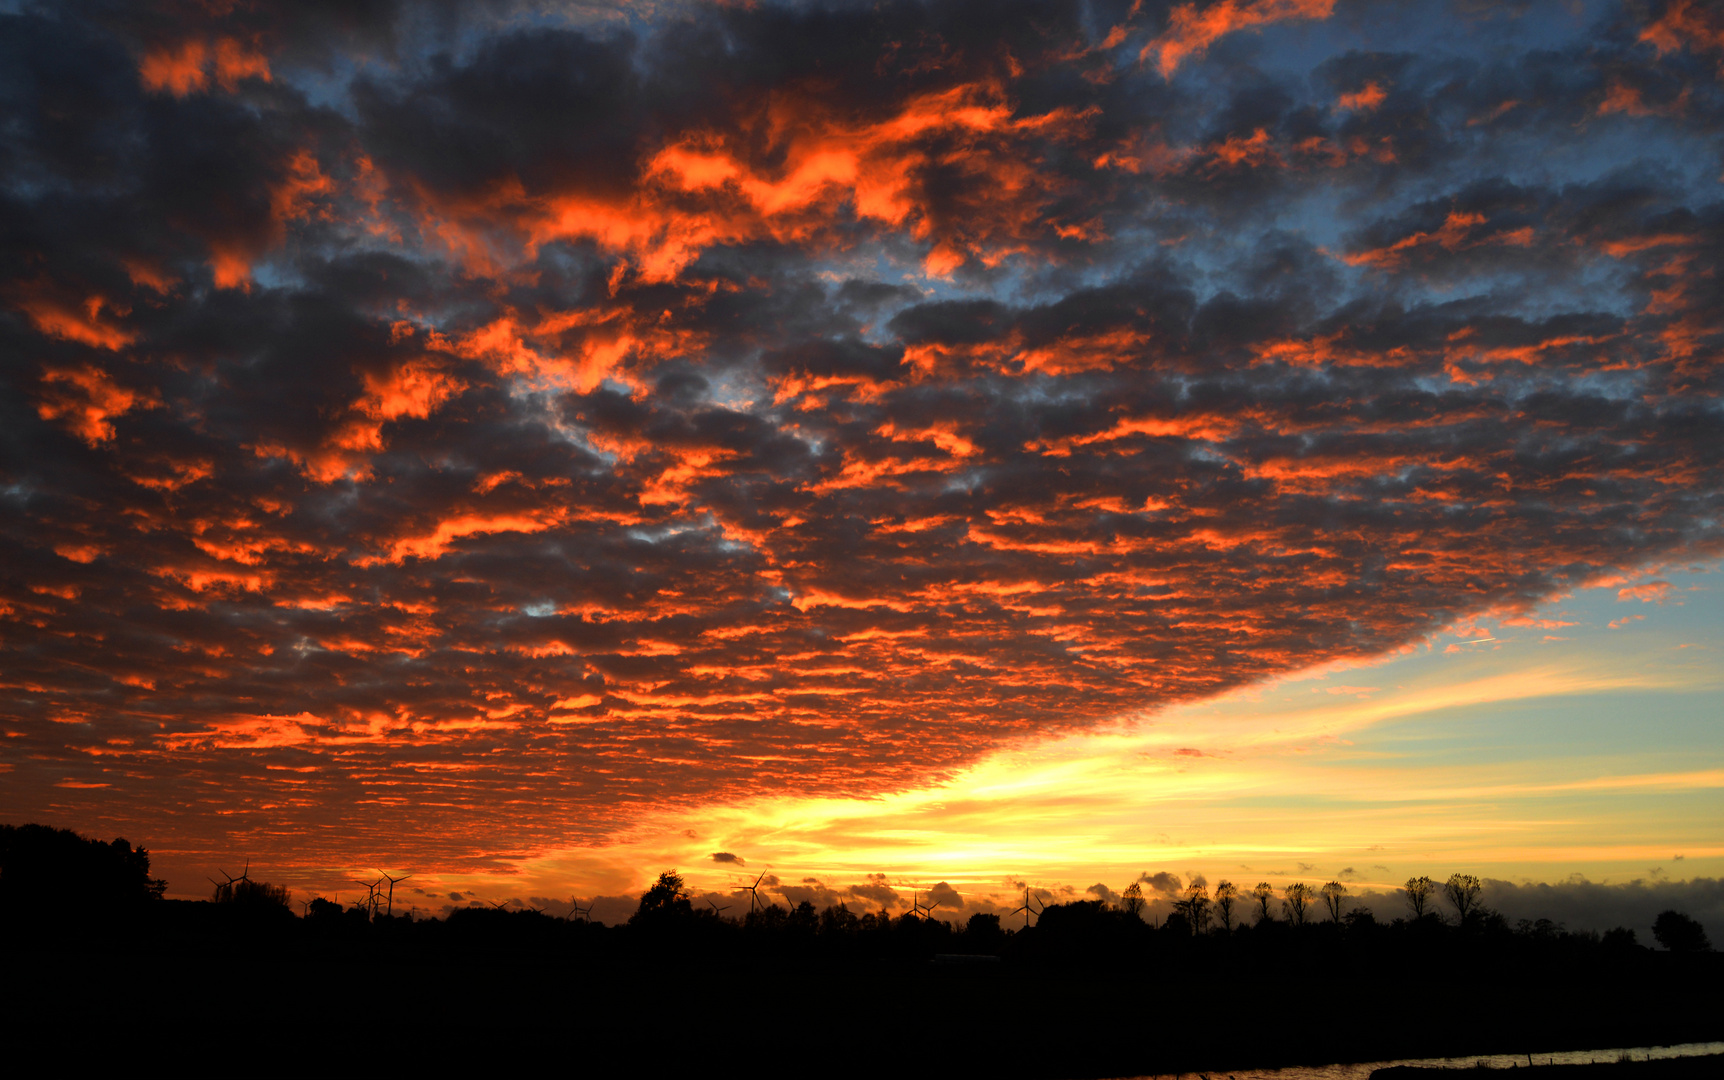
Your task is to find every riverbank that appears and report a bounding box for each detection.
[1373,1053,1724,1078]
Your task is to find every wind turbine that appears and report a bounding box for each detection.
[569,900,594,922]
[1008,887,1045,930]
[376,870,411,917]
[208,861,253,903]
[734,872,768,914]
[911,890,940,920]
[209,860,252,902]
[351,877,383,919]
[705,897,730,915]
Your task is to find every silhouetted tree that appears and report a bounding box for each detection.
[1175,882,1211,934]
[1319,881,1347,922]
[1282,883,1313,926]
[1120,881,1145,919]
[1443,874,1483,925]
[631,870,693,925]
[1517,917,1561,940]
[306,897,343,922]
[962,912,1005,952]
[1404,875,1436,919]
[746,902,789,931]
[819,902,859,937]
[1214,880,1237,932]
[859,906,893,934]
[1652,910,1711,953]
[1601,926,1640,952]
[1251,881,1276,923]
[213,877,291,909]
[789,900,818,935]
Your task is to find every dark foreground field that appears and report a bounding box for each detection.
[4,905,1720,1077]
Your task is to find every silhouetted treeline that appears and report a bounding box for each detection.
[3,833,1720,1078]
[7,830,1712,974]
[0,823,163,927]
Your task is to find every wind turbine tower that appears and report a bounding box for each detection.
[377,870,412,917]
[1008,887,1045,930]
[734,872,769,914]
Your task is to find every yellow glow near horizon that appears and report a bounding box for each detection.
[417,603,1722,913]
[262,578,1721,918]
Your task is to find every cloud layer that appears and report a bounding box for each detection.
[2,0,1721,870]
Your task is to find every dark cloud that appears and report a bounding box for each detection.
[847,874,902,908]
[709,852,745,865]
[927,881,965,912]
[1085,882,1120,905]
[1138,872,1184,896]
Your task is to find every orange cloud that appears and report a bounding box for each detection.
[10,285,136,352]
[1144,0,1336,77]
[1344,210,1534,270]
[206,147,333,290]
[1617,581,1673,604]
[1596,79,1683,118]
[139,37,270,97]
[403,80,1100,287]
[138,39,210,96]
[36,364,154,445]
[1336,81,1386,112]
[1640,0,1724,64]
[379,508,570,563]
[1596,232,1695,258]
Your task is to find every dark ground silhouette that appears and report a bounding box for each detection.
[3,830,1719,1076]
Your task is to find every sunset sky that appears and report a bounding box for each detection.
[2,0,1721,928]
